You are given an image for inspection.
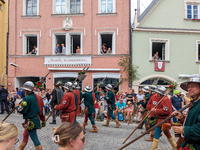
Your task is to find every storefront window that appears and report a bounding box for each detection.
[54,77,82,90]
[93,78,119,93]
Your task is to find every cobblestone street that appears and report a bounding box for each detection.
[0,113,177,150]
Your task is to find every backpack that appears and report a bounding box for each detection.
[34,94,45,121]
[118,112,124,121]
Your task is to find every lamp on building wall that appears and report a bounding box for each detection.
[9,59,18,67]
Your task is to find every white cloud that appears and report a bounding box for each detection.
[131,0,153,23]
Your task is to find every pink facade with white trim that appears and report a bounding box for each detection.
[8,0,130,92]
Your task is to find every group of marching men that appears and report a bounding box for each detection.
[12,73,200,150]
[127,74,200,150]
[15,80,121,150]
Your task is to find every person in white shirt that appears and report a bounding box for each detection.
[136,90,145,123]
[61,44,66,54]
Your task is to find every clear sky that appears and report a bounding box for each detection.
[131,0,153,23]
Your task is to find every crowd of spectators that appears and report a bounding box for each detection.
[0,84,192,125]
[0,86,52,115]
[55,43,81,54]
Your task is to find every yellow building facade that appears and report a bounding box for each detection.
[0,0,8,87]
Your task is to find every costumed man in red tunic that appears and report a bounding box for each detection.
[150,86,177,150]
[146,85,158,141]
[54,82,76,123]
[73,82,81,126]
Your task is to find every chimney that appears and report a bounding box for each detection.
[133,9,139,28]
[137,0,140,18]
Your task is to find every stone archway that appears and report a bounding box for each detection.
[132,74,177,93]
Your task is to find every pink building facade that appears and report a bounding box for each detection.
[8,0,130,92]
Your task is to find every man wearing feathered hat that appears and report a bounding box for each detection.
[172,74,200,150]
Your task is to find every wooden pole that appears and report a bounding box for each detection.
[123,89,172,144]
[46,66,89,122]
[119,103,191,150]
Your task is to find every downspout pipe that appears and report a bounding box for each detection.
[6,0,9,75]
[129,0,132,88]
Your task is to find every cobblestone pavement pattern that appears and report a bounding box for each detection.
[0,113,178,150]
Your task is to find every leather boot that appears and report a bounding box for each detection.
[18,141,27,150]
[167,137,177,150]
[102,119,110,126]
[138,121,144,129]
[114,119,121,128]
[82,122,88,130]
[77,123,81,127]
[49,120,56,124]
[35,145,43,150]
[89,124,98,133]
[141,124,150,134]
[145,130,154,141]
[150,138,159,150]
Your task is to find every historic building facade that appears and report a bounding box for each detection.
[132,0,200,92]
[0,0,8,87]
[8,0,130,92]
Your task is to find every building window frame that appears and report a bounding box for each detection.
[23,33,39,55]
[23,0,39,16]
[196,40,200,62]
[98,31,115,55]
[149,38,170,61]
[53,32,83,55]
[185,1,200,19]
[98,0,116,13]
[53,0,83,14]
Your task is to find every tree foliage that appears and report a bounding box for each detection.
[118,53,138,83]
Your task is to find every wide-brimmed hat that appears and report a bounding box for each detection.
[84,85,92,92]
[154,86,166,95]
[142,86,149,93]
[180,74,200,91]
[105,84,112,91]
[22,81,34,92]
[54,81,62,86]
